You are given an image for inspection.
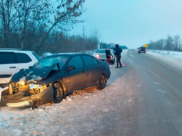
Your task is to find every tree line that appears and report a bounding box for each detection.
[0,0,99,54]
[147,35,182,51]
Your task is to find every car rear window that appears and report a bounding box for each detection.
[15,53,32,63]
[93,58,98,64]
[82,56,95,66]
[0,52,17,64]
[99,50,106,53]
[140,47,145,50]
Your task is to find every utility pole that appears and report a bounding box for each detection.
[82,26,85,37]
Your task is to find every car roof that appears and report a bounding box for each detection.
[99,49,113,50]
[44,53,91,58]
[0,48,34,53]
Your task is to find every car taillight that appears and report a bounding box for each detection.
[139,49,141,51]
[110,55,113,58]
[96,54,99,58]
[145,49,147,51]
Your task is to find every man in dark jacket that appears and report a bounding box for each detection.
[105,48,111,64]
[115,44,122,68]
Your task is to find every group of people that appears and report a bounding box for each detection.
[106,44,122,68]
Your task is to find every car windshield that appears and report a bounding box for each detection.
[34,56,69,69]
[32,52,41,61]
[99,50,106,53]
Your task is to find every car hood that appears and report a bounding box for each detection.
[11,63,59,84]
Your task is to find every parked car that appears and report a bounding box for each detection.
[0,49,40,86]
[0,53,111,108]
[138,47,147,53]
[92,49,115,64]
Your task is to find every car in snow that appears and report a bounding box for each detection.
[0,48,40,86]
[138,47,147,53]
[0,53,111,108]
[92,49,115,64]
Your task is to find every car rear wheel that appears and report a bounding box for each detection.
[52,83,64,103]
[97,74,106,90]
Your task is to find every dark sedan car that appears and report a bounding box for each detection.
[138,47,147,53]
[0,53,111,108]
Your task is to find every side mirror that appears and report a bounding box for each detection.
[67,66,75,72]
[29,66,33,69]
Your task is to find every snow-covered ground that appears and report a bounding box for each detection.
[147,50,182,59]
[147,50,182,70]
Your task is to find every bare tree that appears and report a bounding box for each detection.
[174,35,180,51]
[35,0,85,52]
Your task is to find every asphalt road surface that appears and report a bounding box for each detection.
[1,49,182,136]
[108,49,182,136]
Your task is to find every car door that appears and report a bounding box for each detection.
[0,52,19,84]
[81,55,100,86]
[66,56,87,91]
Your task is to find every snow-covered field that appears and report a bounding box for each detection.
[147,50,182,59]
[147,50,182,70]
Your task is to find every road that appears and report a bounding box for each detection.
[0,49,182,136]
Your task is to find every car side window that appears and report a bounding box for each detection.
[15,53,32,63]
[68,56,83,69]
[93,58,98,65]
[0,52,17,64]
[82,56,95,66]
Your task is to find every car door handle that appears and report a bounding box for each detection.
[83,70,85,73]
[10,66,16,68]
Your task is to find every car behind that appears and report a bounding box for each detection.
[138,47,147,53]
[92,49,115,64]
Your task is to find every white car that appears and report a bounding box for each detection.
[0,49,40,86]
[92,49,115,64]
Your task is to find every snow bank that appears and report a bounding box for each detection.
[147,50,182,70]
[147,50,182,59]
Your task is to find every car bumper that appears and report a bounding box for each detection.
[0,85,54,108]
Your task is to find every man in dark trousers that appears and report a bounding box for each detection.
[115,44,122,68]
[105,48,111,64]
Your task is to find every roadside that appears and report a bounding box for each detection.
[147,50,182,72]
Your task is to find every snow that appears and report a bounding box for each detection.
[147,50,182,70]
[147,50,182,59]
[40,52,53,58]
[0,86,9,101]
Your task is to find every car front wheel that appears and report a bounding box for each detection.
[97,74,106,90]
[52,83,64,103]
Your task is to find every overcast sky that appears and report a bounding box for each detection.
[69,0,182,49]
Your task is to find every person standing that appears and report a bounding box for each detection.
[105,48,111,64]
[115,44,122,68]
